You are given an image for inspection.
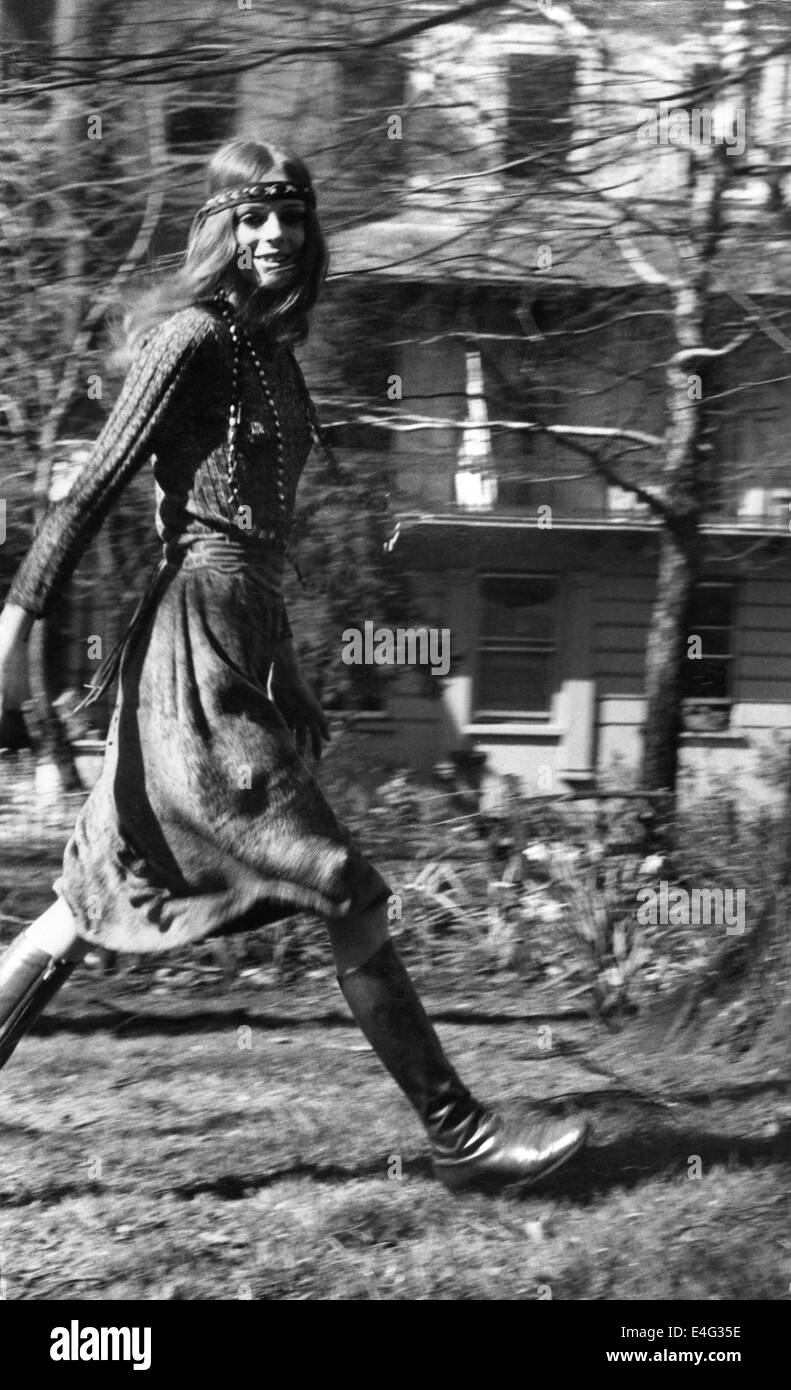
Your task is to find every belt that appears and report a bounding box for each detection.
[165,531,285,577]
[75,532,286,712]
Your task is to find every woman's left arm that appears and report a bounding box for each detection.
[269,636,330,762]
[5,310,216,621]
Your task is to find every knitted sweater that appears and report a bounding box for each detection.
[6,304,314,620]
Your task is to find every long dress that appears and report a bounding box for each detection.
[6,303,390,953]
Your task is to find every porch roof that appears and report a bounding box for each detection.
[386,511,791,566]
[327,205,791,295]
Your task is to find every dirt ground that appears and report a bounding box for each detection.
[1,955,789,1302]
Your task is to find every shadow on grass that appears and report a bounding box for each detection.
[4,1122,786,1211]
[29,1005,591,1038]
[551,1076,791,1110]
[0,1180,105,1209]
[166,1119,791,1204]
[557,1120,791,1201]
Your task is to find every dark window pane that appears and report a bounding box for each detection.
[339,53,407,176]
[682,657,730,700]
[694,628,731,656]
[497,474,537,508]
[477,651,552,714]
[341,52,407,105]
[481,576,556,640]
[505,54,577,178]
[166,103,236,152]
[688,585,733,628]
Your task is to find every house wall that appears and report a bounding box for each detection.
[351,532,791,807]
[405,5,791,212]
[376,281,791,527]
[596,569,791,807]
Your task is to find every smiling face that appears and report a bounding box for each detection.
[233,198,307,291]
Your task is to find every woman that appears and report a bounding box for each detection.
[0,139,587,1194]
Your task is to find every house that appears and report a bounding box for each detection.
[299,1,791,806]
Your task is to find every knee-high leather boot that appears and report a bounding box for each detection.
[339,939,588,1193]
[0,934,76,1071]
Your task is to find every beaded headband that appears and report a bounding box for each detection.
[195,181,316,225]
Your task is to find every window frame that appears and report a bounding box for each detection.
[503,50,578,180]
[473,571,559,721]
[164,65,238,160]
[682,579,737,726]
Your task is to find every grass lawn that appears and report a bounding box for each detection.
[1,960,789,1301]
[1,799,789,1302]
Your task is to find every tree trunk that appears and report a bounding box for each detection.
[639,283,708,811]
[637,6,747,814]
[28,0,101,796]
[641,519,699,798]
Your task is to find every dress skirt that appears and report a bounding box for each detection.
[55,541,390,954]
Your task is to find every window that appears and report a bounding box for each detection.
[461,293,562,509]
[338,51,407,186]
[0,1,49,86]
[682,582,735,729]
[505,53,577,179]
[475,574,557,718]
[495,369,564,510]
[166,106,233,153]
[165,68,236,158]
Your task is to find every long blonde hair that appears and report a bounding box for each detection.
[122,138,328,357]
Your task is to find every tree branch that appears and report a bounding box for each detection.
[669,326,751,366]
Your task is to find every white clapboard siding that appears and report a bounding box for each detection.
[595,576,653,687]
[739,627,791,657]
[597,574,657,603]
[598,696,646,725]
[734,706,791,729]
[740,579,791,608]
[590,569,791,777]
[739,606,791,633]
[738,655,791,682]
[596,674,645,697]
[596,599,656,626]
[596,623,648,654]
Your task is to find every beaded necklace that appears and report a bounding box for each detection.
[211,291,289,535]
[210,291,350,599]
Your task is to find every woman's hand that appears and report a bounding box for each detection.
[269,639,330,762]
[0,605,33,749]
[0,605,32,714]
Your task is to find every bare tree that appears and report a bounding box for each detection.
[305,0,791,805]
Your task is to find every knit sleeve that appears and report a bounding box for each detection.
[5,307,218,619]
